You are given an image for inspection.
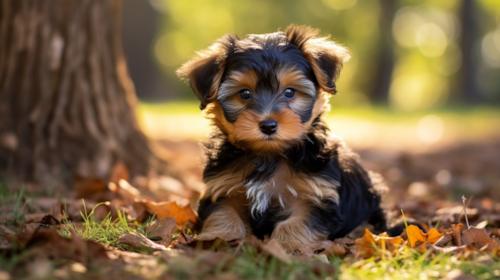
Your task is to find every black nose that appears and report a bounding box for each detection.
[259,120,278,135]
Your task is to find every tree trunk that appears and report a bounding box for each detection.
[0,0,155,183]
[457,0,481,103]
[369,0,396,104]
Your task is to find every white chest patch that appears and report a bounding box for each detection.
[244,163,340,216]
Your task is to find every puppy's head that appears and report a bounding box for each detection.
[177,25,350,154]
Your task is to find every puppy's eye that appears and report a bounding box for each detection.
[283,88,296,98]
[239,89,252,100]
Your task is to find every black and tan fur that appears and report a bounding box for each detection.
[177,25,387,252]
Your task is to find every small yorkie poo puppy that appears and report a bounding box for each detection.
[177,25,387,252]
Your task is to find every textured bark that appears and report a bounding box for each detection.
[0,0,155,182]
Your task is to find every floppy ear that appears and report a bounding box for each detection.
[285,25,350,94]
[176,34,238,109]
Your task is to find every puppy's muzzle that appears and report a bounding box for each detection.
[259,119,278,135]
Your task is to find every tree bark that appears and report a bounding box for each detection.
[368,0,396,104]
[0,0,155,183]
[456,0,481,103]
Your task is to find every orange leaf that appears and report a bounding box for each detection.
[426,228,444,244]
[407,225,427,247]
[145,200,197,226]
[354,229,402,259]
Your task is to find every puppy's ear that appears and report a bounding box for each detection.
[285,25,350,94]
[177,35,238,109]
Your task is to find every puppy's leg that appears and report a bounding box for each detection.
[270,201,326,252]
[197,199,250,241]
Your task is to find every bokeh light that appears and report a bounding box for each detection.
[416,23,448,57]
[482,28,500,68]
[321,0,357,11]
[416,115,444,144]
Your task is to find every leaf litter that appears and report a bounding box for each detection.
[1,140,500,279]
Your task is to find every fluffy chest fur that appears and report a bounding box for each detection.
[203,159,340,215]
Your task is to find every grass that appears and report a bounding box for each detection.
[55,205,500,279]
[1,192,500,279]
[59,200,157,251]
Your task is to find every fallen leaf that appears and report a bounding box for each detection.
[144,200,197,226]
[407,225,427,247]
[461,227,491,247]
[479,238,499,254]
[426,229,444,244]
[445,224,464,246]
[406,225,443,250]
[74,175,107,200]
[24,213,60,226]
[146,217,177,245]
[177,229,195,245]
[354,229,402,259]
[110,162,129,184]
[109,179,141,202]
[434,233,453,247]
[2,226,108,263]
[260,239,292,264]
[117,232,168,252]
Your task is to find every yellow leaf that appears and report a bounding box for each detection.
[355,229,403,259]
[407,225,427,247]
[426,228,444,244]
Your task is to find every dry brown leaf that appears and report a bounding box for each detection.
[74,175,107,199]
[146,217,177,245]
[117,232,168,252]
[479,238,499,254]
[446,224,464,246]
[24,213,60,226]
[461,226,491,247]
[354,229,402,259]
[110,161,129,184]
[260,239,292,264]
[108,179,141,202]
[177,229,195,245]
[434,233,453,247]
[144,200,197,226]
[2,226,107,263]
[322,244,347,257]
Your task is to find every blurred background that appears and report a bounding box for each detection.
[119,0,500,202]
[122,0,500,149]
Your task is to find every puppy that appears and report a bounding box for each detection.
[177,25,387,252]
